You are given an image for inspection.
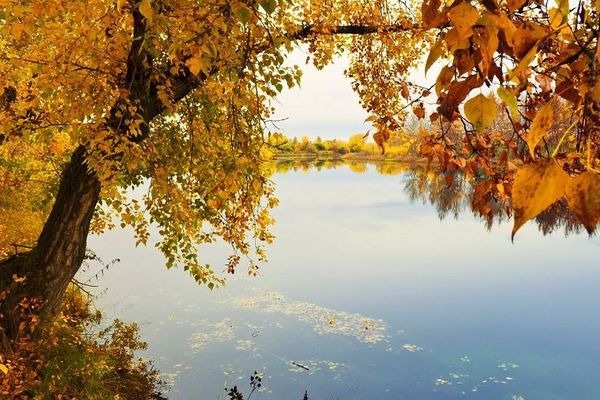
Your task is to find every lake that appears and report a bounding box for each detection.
[89,163,600,400]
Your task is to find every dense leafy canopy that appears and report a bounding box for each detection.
[0,0,423,286]
[415,0,600,236]
[1,0,600,290]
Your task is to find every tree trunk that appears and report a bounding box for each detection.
[0,145,100,340]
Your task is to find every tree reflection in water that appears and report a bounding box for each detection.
[273,160,585,236]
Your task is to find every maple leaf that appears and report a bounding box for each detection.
[512,159,569,239]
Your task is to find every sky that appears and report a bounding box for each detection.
[271,48,439,140]
[271,49,370,140]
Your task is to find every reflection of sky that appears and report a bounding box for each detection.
[91,166,600,400]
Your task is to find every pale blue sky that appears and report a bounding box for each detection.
[271,50,370,140]
[272,48,438,140]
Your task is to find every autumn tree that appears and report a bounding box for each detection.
[414,0,600,237]
[0,0,423,340]
[347,133,368,152]
[3,0,600,344]
[314,136,325,151]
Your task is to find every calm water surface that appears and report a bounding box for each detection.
[89,164,600,400]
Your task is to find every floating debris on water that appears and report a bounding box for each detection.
[188,319,235,352]
[160,371,180,387]
[433,359,520,396]
[231,292,389,344]
[449,372,469,381]
[287,358,349,377]
[498,362,520,371]
[292,362,310,371]
[402,344,423,352]
[235,339,255,351]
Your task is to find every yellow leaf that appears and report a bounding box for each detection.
[435,65,455,96]
[11,23,24,40]
[425,37,444,75]
[117,0,126,12]
[565,172,600,234]
[508,0,528,12]
[548,8,563,30]
[556,0,569,21]
[445,27,473,51]
[421,0,448,29]
[139,0,153,24]
[464,93,497,132]
[478,25,499,67]
[187,57,203,76]
[0,364,7,375]
[497,86,518,120]
[512,158,569,238]
[448,2,479,35]
[509,23,546,58]
[488,12,517,42]
[526,101,555,157]
[509,41,539,83]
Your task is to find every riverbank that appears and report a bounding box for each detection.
[273,151,427,164]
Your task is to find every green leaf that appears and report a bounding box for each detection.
[234,5,252,24]
[259,0,277,14]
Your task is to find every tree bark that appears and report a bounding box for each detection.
[0,145,100,340]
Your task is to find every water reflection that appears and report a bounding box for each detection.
[274,159,411,176]
[275,160,586,236]
[90,162,600,400]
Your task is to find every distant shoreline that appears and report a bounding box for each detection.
[272,151,428,165]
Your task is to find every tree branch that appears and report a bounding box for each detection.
[131,22,419,137]
[289,23,419,40]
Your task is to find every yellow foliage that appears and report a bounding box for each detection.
[511,159,569,238]
[464,94,497,132]
[565,172,600,234]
